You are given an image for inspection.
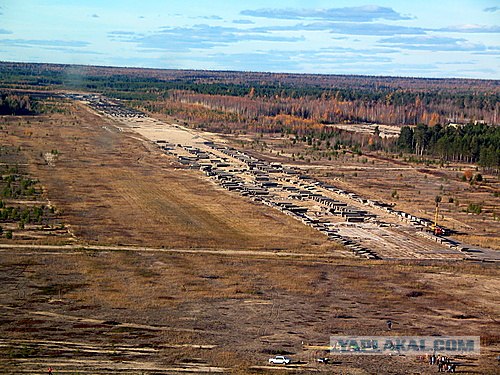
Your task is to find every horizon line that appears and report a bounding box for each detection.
[1,60,499,83]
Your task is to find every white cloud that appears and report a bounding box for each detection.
[439,24,500,33]
[241,5,411,22]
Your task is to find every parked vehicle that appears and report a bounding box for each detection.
[268,355,291,364]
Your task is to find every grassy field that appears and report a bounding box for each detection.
[0,100,498,374]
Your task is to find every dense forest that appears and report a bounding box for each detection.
[165,89,497,127]
[397,123,499,170]
[0,93,36,115]
[1,62,499,126]
[0,62,498,170]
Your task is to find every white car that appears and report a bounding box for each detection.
[268,355,291,364]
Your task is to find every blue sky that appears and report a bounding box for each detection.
[1,0,499,78]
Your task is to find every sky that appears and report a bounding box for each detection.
[0,1,499,79]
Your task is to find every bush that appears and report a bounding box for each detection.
[466,203,482,215]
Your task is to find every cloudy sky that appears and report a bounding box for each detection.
[1,0,499,78]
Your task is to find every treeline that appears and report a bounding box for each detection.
[166,90,496,128]
[1,62,499,126]
[2,62,498,92]
[0,93,36,115]
[397,123,499,169]
[139,97,392,154]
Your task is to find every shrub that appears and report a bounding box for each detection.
[466,203,482,215]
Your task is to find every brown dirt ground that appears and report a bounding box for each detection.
[0,249,498,374]
[0,103,498,374]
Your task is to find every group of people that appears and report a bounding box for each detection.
[428,354,456,373]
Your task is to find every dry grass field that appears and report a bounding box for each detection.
[0,99,499,374]
[0,101,332,252]
[0,248,499,374]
